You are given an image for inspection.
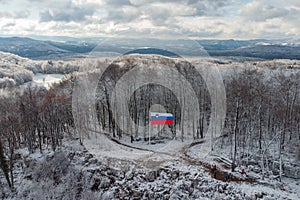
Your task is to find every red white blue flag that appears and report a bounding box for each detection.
[150,112,174,125]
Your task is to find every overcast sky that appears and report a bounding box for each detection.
[0,0,299,40]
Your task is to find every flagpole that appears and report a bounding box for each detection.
[149,125,151,145]
[149,112,151,145]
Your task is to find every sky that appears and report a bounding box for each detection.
[0,0,299,40]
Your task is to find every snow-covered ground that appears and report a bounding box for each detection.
[31,73,65,89]
[2,136,299,199]
[1,53,299,199]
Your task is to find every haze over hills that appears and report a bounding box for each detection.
[1,37,300,60]
[0,37,96,60]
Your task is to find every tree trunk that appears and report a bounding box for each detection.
[0,139,12,189]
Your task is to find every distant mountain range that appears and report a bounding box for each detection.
[0,37,96,59]
[0,36,300,60]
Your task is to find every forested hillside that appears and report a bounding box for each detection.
[0,54,299,199]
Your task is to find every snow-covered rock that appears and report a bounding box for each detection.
[2,139,299,199]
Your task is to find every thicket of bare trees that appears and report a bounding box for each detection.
[0,56,299,190]
[0,83,73,190]
[95,57,211,141]
[92,58,299,174]
[224,67,300,177]
[93,57,299,179]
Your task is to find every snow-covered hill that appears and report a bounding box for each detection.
[1,37,300,60]
[0,37,95,60]
[0,52,34,87]
[2,138,299,200]
[0,51,81,88]
[0,53,299,199]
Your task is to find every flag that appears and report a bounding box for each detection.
[150,112,174,125]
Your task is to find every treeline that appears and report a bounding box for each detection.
[0,55,299,189]
[0,63,34,87]
[0,51,99,88]
[0,84,73,189]
[93,57,299,161]
[93,57,300,177]
[224,67,300,176]
[95,57,211,141]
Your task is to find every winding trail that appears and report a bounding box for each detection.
[180,141,257,183]
[86,128,259,184]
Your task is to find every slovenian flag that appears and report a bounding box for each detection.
[150,112,174,125]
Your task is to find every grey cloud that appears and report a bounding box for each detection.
[104,0,132,6]
[26,0,71,8]
[142,6,171,26]
[129,0,160,6]
[240,2,289,22]
[102,0,232,25]
[2,0,299,39]
[0,12,12,18]
[3,22,16,28]
[40,3,96,22]
[54,0,232,33]
[141,0,230,26]
[103,6,141,23]
[285,0,300,7]
[14,10,30,18]
[0,10,29,19]
[0,0,9,4]
[191,0,231,16]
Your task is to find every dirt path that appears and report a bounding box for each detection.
[86,129,258,184]
[181,141,257,183]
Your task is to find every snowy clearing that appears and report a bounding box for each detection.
[31,73,65,89]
